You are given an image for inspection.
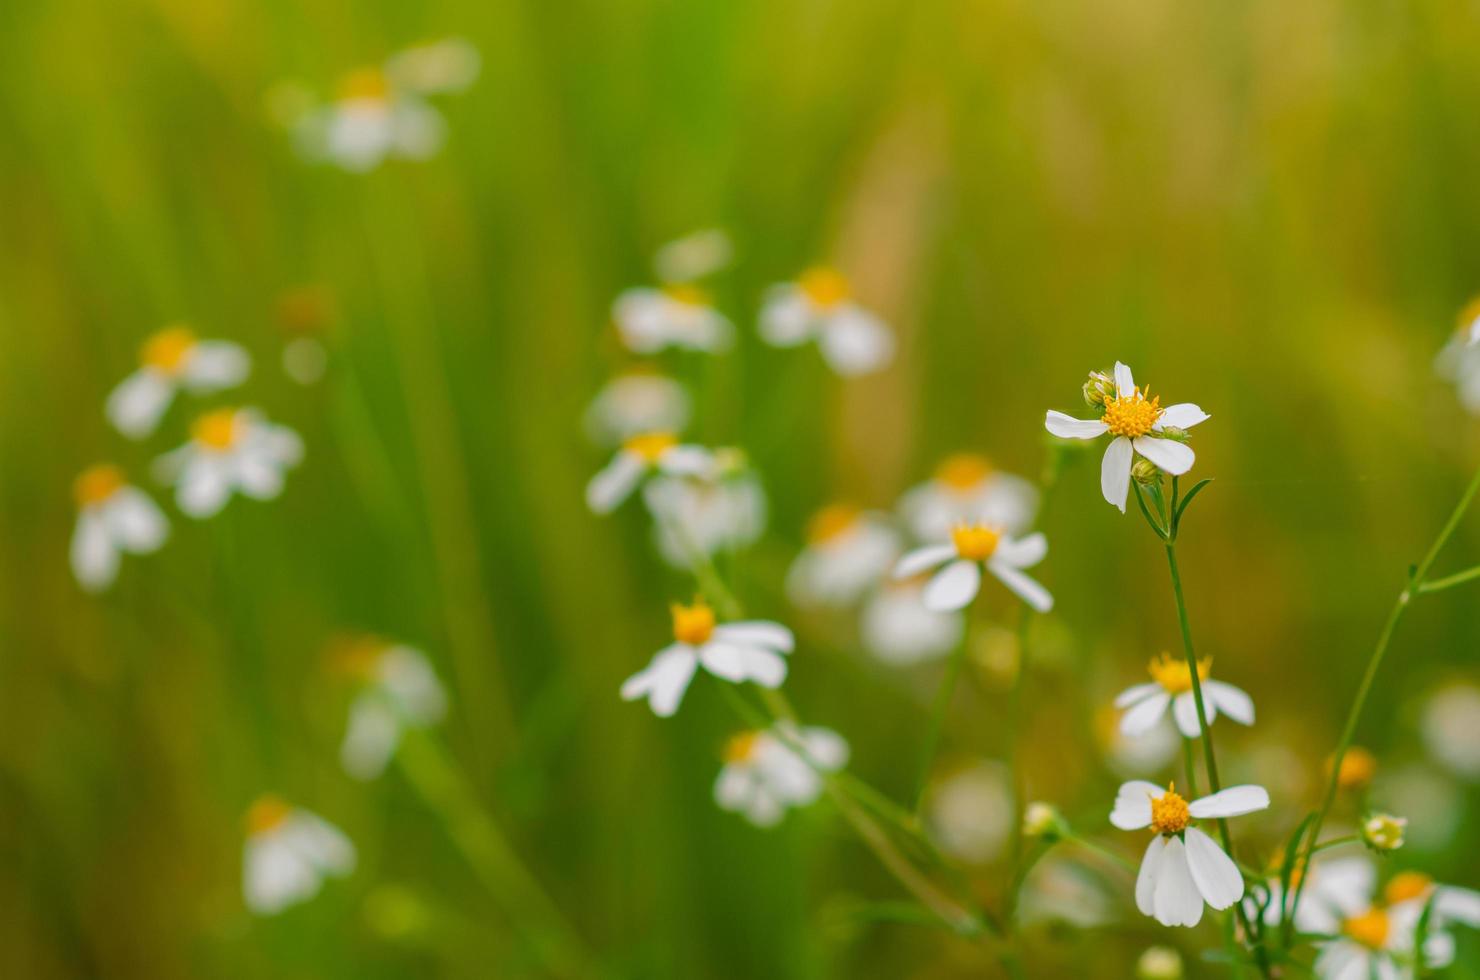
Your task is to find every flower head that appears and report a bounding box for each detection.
[859,576,964,666]
[155,408,303,519]
[332,637,447,780]
[106,326,249,439]
[785,504,900,608]
[584,372,691,447]
[585,433,713,514]
[713,722,848,827]
[242,796,356,915]
[620,602,794,717]
[759,266,894,376]
[1115,654,1254,739]
[898,454,1040,540]
[70,464,169,592]
[894,525,1052,613]
[1362,813,1406,852]
[642,460,766,569]
[612,282,733,355]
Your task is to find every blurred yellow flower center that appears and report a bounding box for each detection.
[798,266,850,309]
[1102,388,1162,438]
[1332,746,1377,790]
[807,503,860,545]
[1147,653,1211,694]
[1342,908,1390,950]
[192,409,241,452]
[1149,784,1190,835]
[671,600,716,645]
[247,795,291,836]
[338,67,390,102]
[724,731,762,763]
[74,464,124,507]
[1457,297,1480,335]
[623,431,677,462]
[1384,871,1434,906]
[951,524,1000,560]
[142,326,197,374]
[662,283,710,308]
[329,634,387,678]
[935,453,992,491]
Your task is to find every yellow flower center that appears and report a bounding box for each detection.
[935,453,992,492]
[1384,871,1434,906]
[276,285,336,335]
[671,600,716,646]
[338,67,390,102]
[1457,296,1480,335]
[951,523,1000,561]
[1331,747,1377,790]
[74,464,125,507]
[192,408,242,452]
[141,326,197,375]
[661,283,710,308]
[724,731,762,764]
[246,794,292,836]
[797,266,850,309]
[1101,387,1163,438]
[1147,653,1211,694]
[1149,783,1190,835]
[806,503,860,545]
[1342,908,1391,950]
[623,431,677,463]
[327,634,387,679]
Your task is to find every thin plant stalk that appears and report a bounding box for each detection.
[912,619,970,814]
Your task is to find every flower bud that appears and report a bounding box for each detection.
[1362,812,1407,852]
[1131,458,1163,487]
[1136,946,1183,980]
[1022,801,1065,841]
[1083,370,1116,410]
[1158,426,1190,443]
[1329,746,1377,791]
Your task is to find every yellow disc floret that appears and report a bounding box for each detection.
[1383,871,1434,906]
[806,503,860,545]
[1147,652,1212,694]
[1101,387,1163,438]
[1332,746,1377,790]
[1149,783,1191,835]
[951,523,1001,561]
[338,67,390,102]
[74,464,125,507]
[141,326,197,375]
[662,283,710,308]
[1342,908,1391,950]
[724,731,762,764]
[935,453,992,491]
[798,266,850,310]
[671,599,716,646]
[192,408,242,452]
[1457,296,1480,335]
[246,794,292,836]
[622,431,677,463]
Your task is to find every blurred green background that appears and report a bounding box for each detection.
[2,0,1479,976]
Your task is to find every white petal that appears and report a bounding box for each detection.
[586,451,645,514]
[106,371,174,440]
[1173,691,1215,738]
[1136,836,1166,916]
[1111,780,1162,830]
[818,308,894,375]
[1434,886,1480,928]
[711,621,794,653]
[1204,681,1255,726]
[340,697,402,780]
[758,288,816,347]
[390,99,447,160]
[1044,410,1109,440]
[894,544,955,579]
[1113,361,1135,398]
[657,445,715,478]
[1184,827,1244,909]
[1115,682,1163,709]
[922,560,981,612]
[699,643,788,688]
[244,838,315,915]
[1155,403,1210,430]
[70,512,118,592]
[1188,784,1270,820]
[177,458,233,519]
[620,645,699,717]
[992,532,1046,569]
[986,561,1054,612]
[1120,692,1172,736]
[1153,837,1205,927]
[1101,437,1133,512]
[182,341,250,391]
[714,765,756,811]
[233,449,287,500]
[103,489,169,553]
[379,647,447,723]
[1133,436,1195,477]
[799,727,849,770]
[290,813,356,874]
[744,788,786,827]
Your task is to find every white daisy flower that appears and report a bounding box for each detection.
[1044,362,1209,513]
[612,283,732,354]
[893,525,1053,613]
[785,504,900,608]
[713,722,848,827]
[620,600,793,717]
[384,37,482,95]
[155,408,304,519]
[106,326,250,439]
[70,465,169,593]
[927,761,1014,863]
[242,795,356,916]
[1421,682,1480,779]
[653,228,733,284]
[859,577,964,666]
[1111,780,1269,927]
[759,267,894,376]
[644,457,766,569]
[585,431,713,514]
[1435,302,1480,414]
[334,638,447,781]
[1115,654,1254,739]
[1098,705,1181,778]
[898,454,1039,540]
[583,373,691,447]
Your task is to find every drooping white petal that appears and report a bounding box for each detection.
[340,696,402,780]
[1155,403,1210,430]
[1188,784,1270,820]
[894,544,956,579]
[288,813,357,875]
[233,447,287,501]
[1115,682,1163,709]
[1133,435,1195,477]
[379,647,447,723]
[177,456,233,519]
[992,532,1046,569]
[818,307,894,375]
[1110,780,1163,830]
[657,445,715,478]
[744,787,786,827]
[1204,680,1255,726]
[1113,362,1135,397]
[182,341,250,391]
[798,727,849,770]
[986,561,1054,613]
[244,836,316,915]
[104,488,169,553]
[1172,691,1216,738]
[1120,692,1172,736]
[711,621,794,653]
[324,101,396,171]
[714,765,756,812]
[699,643,788,688]
[1183,826,1244,909]
[1136,836,1166,916]
[620,644,699,717]
[758,287,816,347]
[70,512,118,592]
[1101,437,1133,512]
[106,370,174,440]
[922,560,982,612]
[1152,837,1205,927]
[1044,410,1109,440]
[1433,885,1480,928]
[389,99,447,160]
[586,451,645,514]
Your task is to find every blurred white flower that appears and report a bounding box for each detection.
[1436,298,1480,414]
[70,464,168,592]
[282,337,328,385]
[106,326,249,439]
[759,267,894,376]
[785,504,900,608]
[1421,682,1480,779]
[894,525,1052,613]
[1018,856,1115,928]
[1111,781,1269,927]
[1136,946,1183,980]
[384,37,481,95]
[583,373,690,447]
[653,229,732,284]
[1115,654,1254,739]
[613,283,732,354]
[621,600,793,717]
[335,638,447,780]
[644,459,766,569]
[243,795,355,915]
[713,722,848,827]
[1045,362,1209,513]
[927,761,1013,863]
[586,432,713,514]
[1098,706,1180,778]
[155,408,303,519]
[898,454,1039,540]
[859,577,964,666]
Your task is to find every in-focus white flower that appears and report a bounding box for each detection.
[613,283,732,354]
[1111,780,1269,927]
[785,504,900,608]
[621,600,793,717]
[1045,362,1209,512]
[927,761,1013,863]
[586,432,712,514]
[1421,682,1480,780]
[859,577,964,666]
[898,454,1039,540]
[894,525,1052,613]
[713,722,848,827]
[70,464,168,592]
[653,228,733,284]
[242,795,355,915]
[155,408,304,519]
[583,373,690,447]
[644,455,766,569]
[106,326,249,439]
[758,267,893,376]
[1115,654,1254,739]
[334,638,447,780]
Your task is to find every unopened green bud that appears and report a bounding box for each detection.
[1131,458,1163,487]
[1362,813,1407,852]
[1083,370,1116,410]
[1136,946,1183,980]
[1022,801,1065,841]
[1159,426,1190,443]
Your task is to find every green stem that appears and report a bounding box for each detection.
[1416,563,1480,594]
[913,617,970,814]
[1181,737,1201,798]
[1006,604,1034,876]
